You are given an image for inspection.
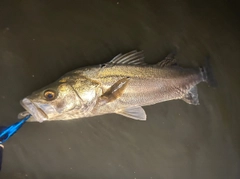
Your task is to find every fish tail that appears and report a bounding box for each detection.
[199,56,217,87]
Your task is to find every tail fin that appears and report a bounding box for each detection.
[200,56,217,87]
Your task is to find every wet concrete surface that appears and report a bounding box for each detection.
[0,0,239,178]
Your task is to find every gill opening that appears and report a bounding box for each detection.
[69,85,84,104]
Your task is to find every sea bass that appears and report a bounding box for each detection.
[19,51,211,122]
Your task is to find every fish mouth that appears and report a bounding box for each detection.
[20,98,48,122]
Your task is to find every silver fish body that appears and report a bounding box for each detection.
[19,51,209,122]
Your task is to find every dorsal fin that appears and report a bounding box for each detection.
[156,52,177,67]
[106,50,146,66]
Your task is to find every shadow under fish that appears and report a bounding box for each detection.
[0,50,216,170]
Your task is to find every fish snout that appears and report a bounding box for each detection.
[20,98,48,122]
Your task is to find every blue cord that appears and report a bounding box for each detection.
[0,114,31,144]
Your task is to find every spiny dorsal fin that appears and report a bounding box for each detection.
[106,50,146,66]
[156,52,177,67]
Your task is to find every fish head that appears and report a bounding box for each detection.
[19,81,82,122]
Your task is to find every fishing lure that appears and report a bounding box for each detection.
[0,114,31,170]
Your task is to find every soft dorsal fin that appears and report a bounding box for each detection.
[156,52,177,67]
[116,106,147,121]
[106,50,146,66]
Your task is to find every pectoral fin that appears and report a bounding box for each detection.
[116,107,147,121]
[182,86,200,105]
[98,78,130,105]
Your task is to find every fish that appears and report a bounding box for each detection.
[18,50,212,122]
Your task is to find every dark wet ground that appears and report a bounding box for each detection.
[0,0,240,178]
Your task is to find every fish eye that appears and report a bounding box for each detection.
[44,90,56,101]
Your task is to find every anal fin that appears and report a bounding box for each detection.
[182,86,200,105]
[116,106,146,121]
